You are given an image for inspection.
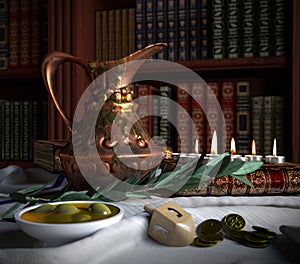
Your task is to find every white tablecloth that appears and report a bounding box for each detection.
[0,166,300,264]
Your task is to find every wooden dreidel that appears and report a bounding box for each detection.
[144,201,195,246]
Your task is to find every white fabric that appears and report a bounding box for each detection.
[0,166,300,264]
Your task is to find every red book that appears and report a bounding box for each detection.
[221,81,236,152]
[177,164,300,196]
[206,82,221,153]
[191,81,206,153]
[176,83,191,153]
[31,0,41,66]
[9,0,21,68]
[20,0,32,67]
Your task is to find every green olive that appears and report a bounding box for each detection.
[33,204,56,214]
[56,204,80,215]
[89,203,111,215]
[44,214,71,223]
[72,213,92,223]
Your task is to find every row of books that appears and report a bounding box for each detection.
[0,0,48,70]
[134,0,287,61]
[135,80,285,156]
[95,8,135,62]
[0,100,48,161]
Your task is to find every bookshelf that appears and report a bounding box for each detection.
[0,0,48,168]
[0,0,297,167]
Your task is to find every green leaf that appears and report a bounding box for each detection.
[215,159,245,177]
[0,202,23,221]
[231,161,263,175]
[230,175,254,188]
[16,184,46,196]
[9,193,27,204]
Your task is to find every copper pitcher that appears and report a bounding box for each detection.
[41,43,167,191]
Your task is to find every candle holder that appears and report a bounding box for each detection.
[230,154,242,161]
[245,155,263,162]
[265,155,285,164]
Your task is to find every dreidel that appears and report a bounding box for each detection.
[144,201,195,246]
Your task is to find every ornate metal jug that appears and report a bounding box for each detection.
[41,43,167,191]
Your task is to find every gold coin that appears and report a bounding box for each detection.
[197,219,223,235]
[222,214,246,231]
[193,237,218,247]
[244,231,269,244]
[199,232,224,243]
[252,226,277,239]
[242,240,270,248]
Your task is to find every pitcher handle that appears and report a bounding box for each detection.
[41,51,90,132]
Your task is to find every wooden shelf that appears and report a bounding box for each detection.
[0,68,41,79]
[179,56,288,72]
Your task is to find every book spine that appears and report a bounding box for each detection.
[262,96,275,156]
[135,0,145,50]
[251,96,264,155]
[176,83,191,153]
[20,0,32,67]
[0,0,9,69]
[159,85,173,144]
[108,9,115,60]
[178,166,300,196]
[114,9,122,60]
[189,0,200,60]
[273,0,286,56]
[137,84,152,135]
[121,9,128,57]
[257,0,272,57]
[167,0,177,61]
[177,0,188,61]
[191,81,206,153]
[31,0,41,66]
[156,0,167,60]
[127,8,135,54]
[41,0,48,56]
[274,96,285,156]
[145,0,156,48]
[227,0,241,58]
[95,10,101,60]
[101,10,108,61]
[211,0,226,59]
[3,101,11,160]
[0,101,4,159]
[200,0,208,59]
[12,101,21,160]
[221,81,236,153]
[152,95,160,138]
[206,82,221,153]
[241,0,256,58]
[22,100,30,160]
[9,0,21,68]
[235,81,251,155]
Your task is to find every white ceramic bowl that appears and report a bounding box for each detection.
[14,201,124,245]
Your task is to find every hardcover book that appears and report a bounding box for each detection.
[251,96,264,155]
[33,140,67,172]
[235,81,251,155]
[0,0,8,69]
[20,0,32,67]
[273,0,286,56]
[241,0,256,58]
[262,96,275,156]
[177,164,300,196]
[167,0,177,61]
[176,83,191,153]
[221,81,236,152]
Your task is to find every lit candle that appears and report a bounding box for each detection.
[207,131,219,160]
[245,139,263,161]
[230,138,242,161]
[265,138,285,164]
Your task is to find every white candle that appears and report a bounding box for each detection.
[207,131,219,160]
[245,139,263,161]
[265,138,285,164]
[230,138,242,161]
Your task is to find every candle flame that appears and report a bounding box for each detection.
[211,131,218,154]
[252,139,256,155]
[230,138,236,155]
[273,138,277,156]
